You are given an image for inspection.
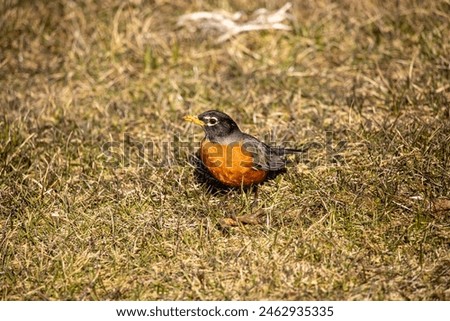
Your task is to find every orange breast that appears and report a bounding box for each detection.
[200,140,267,187]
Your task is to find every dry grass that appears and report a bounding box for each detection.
[1,0,449,300]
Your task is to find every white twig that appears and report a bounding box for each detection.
[177,3,292,43]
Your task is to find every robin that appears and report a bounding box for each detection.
[184,110,316,226]
[184,110,313,189]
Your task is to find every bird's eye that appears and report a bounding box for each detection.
[208,117,218,126]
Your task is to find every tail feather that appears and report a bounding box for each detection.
[272,142,322,155]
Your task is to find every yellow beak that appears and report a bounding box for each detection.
[183,115,205,126]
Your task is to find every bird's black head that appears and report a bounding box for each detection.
[184,110,241,141]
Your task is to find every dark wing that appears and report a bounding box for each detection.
[241,136,322,171]
[240,135,288,171]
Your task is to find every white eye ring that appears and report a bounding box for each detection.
[206,116,218,126]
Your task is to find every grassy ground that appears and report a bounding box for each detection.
[1,0,449,300]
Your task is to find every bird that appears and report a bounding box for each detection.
[184,110,315,226]
[184,110,314,188]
